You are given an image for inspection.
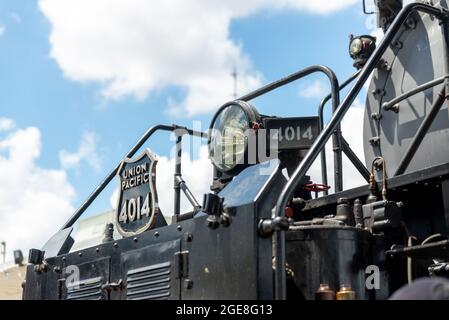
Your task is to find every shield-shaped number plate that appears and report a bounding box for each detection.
[115,149,159,237]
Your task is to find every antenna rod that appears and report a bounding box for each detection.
[1,241,5,264]
[232,67,238,99]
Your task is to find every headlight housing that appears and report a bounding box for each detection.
[348,35,376,69]
[208,101,260,174]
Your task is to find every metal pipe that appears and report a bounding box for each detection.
[382,76,446,111]
[441,14,449,97]
[272,2,445,300]
[332,114,344,193]
[394,87,446,176]
[1,241,5,264]
[318,71,361,195]
[239,65,339,104]
[176,176,201,210]
[174,135,183,218]
[62,124,207,229]
[341,137,371,182]
[240,65,341,191]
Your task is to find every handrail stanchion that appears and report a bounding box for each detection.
[318,70,361,193]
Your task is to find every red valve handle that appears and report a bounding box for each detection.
[303,183,331,192]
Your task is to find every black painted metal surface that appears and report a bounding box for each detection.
[286,226,373,300]
[24,160,286,300]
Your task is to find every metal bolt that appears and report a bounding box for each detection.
[377,59,391,71]
[384,103,400,113]
[78,252,83,257]
[220,213,232,227]
[114,242,118,248]
[207,217,220,229]
[372,89,385,97]
[186,233,194,242]
[405,17,416,29]
[96,248,100,253]
[394,40,403,49]
[133,237,138,243]
[177,225,183,232]
[154,232,160,238]
[208,220,219,229]
[369,136,380,145]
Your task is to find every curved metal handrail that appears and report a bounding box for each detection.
[62,124,207,229]
[240,65,343,191]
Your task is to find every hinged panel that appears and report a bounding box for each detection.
[60,257,110,300]
[121,239,181,300]
[174,251,189,279]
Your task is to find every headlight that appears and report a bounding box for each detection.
[348,35,376,69]
[349,38,363,56]
[209,101,260,173]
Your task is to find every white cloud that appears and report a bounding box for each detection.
[59,131,102,171]
[0,25,5,37]
[308,98,366,191]
[39,0,357,116]
[0,118,15,132]
[109,188,119,211]
[299,80,329,100]
[157,145,213,215]
[0,126,75,259]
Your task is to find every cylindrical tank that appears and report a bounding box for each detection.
[363,0,449,176]
[286,226,373,300]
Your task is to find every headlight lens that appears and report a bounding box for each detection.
[349,38,363,56]
[209,102,256,172]
[348,35,376,69]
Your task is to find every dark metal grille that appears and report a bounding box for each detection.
[126,261,171,300]
[66,276,104,300]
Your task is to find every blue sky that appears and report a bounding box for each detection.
[0,0,374,255]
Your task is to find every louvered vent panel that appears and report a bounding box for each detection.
[66,276,104,300]
[126,261,171,300]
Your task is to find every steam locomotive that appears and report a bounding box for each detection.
[23,0,449,300]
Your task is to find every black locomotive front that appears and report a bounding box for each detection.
[23,0,449,300]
